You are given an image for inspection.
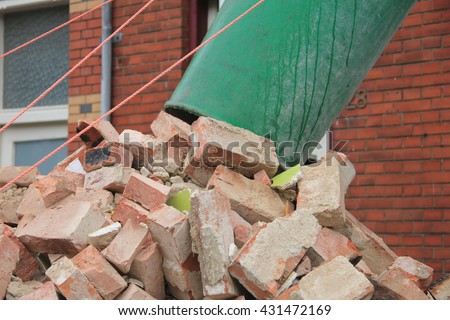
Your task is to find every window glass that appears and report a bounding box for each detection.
[14,138,67,175]
[3,5,69,109]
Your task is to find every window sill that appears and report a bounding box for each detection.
[0,105,68,126]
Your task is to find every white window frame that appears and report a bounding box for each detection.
[207,0,225,28]
[0,123,67,166]
[0,0,69,167]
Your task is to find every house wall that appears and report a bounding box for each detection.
[331,0,450,278]
[68,0,189,153]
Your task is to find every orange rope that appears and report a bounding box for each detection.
[0,0,266,193]
[0,0,155,135]
[0,0,114,59]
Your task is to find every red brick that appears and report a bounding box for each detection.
[0,235,20,299]
[72,245,128,300]
[123,173,170,211]
[46,256,103,300]
[101,220,150,274]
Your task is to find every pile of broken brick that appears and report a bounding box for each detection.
[1,111,449,300]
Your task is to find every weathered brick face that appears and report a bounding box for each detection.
[332,0,450,279]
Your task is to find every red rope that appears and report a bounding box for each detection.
[0,0,114,59]
[0,0,155,135]
[0,0,265,193]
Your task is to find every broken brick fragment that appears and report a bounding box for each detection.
[112,197,150,225]
[207,165,291,224]
[0,224,39,281]
[19,281,58,300]
[101,220,150,274]
[390,256,433,291]
[35,170,84,207]
[373,267,429,300]
[150,110,191,143]
[254,170,271,186]
[191,117,279,178]
[17,200,106,255]
[146,205,203,300]
[72,245,127,300]
[306,227,362,268]
[123,173,170,211]
[77,120,119,149]
[229,211,321,299]
[190,190,239,299]
[88,222,121,251]
[84,165,136,193]
[46,256,102,300]
[116,283,156,300]
[0,235,20,299]
[0,166,40,188]
[84,143,133,172]
[129,243,165,300]
[277,256,374,300]
[429,274,450,300]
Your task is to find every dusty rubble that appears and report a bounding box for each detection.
[0,110,446,300]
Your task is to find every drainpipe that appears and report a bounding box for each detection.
[189,0,198,51]
[101,0,112,121]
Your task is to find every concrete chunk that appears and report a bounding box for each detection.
[207,166,291,224]
[88,222,121,251]
[101,220,150,273]
[72,245,127,300]
[123,173,170,211]
[191,117,279,177]
[306,227,361,268]
[129,243,165,300]
[6,277,43,300]
[116,284,156,300]
[17,201,106,255]
[229,211,321,299]
[46,256,102,300]
[84,165,136,193]
[112,197,150,225]
[190,190,239,299]
[0,166,40,188]
[19,281,58,300]
[0,185,26,224]
[146,205,203,300]
[390,256,433,291]
[0,235,20,299]
[373,267,429,300]
[277,256,374,300]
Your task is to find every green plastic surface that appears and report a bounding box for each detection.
[271,164,301,189]
[166,0,416,165]
[167,189,191,213]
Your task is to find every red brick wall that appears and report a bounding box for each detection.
[111,0,190,134]
[68,0,189,152]
[332,0,450,278]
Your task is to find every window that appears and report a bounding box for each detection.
[0,0,69,174]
